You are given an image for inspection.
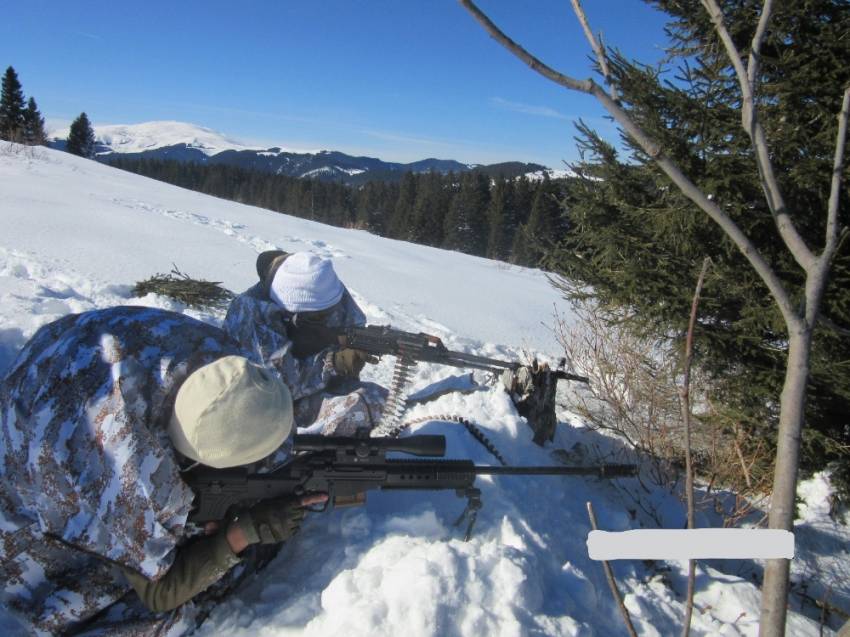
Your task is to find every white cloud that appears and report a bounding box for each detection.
[490,97,570,120]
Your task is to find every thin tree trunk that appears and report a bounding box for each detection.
[680,257,710,637]
[586,501,639,637]
[759,327,813,636]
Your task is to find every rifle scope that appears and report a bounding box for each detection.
[293,434,446,458]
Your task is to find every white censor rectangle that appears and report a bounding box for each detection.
[587,529,795,560]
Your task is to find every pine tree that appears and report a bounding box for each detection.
[509,223,533,266]
[23,97,46,145]
[0,66,26,142]
[522,177,564,266]
[544,0,850,494]
[355,181,390,233]
[443,171,490,255]
[514,175,534,217]
[487,177,519,260]
[66,112,96,158]
[410,171,449,246]
[389,172,417,240]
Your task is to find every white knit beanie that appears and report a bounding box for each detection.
[168,356,293,468]
[269,252,344,312]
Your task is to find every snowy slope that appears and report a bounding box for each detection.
[1,142,846,636]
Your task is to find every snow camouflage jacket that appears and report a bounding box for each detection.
[222,282,367,405]
[0,307,248,636]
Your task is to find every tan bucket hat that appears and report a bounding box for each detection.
[169,355,292,468]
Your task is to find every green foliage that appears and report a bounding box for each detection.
[442,171,490,256]
[355,180,393,234]
[23,98,46,145]
[546,0,850,487]
[522,176,566,266]
[487,177,520,260]
[67,112,95,158]
[390,172,417,240]
[0,66,26,142]
[410,171,449,246]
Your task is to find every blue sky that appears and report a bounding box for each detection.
[3,1,670,167]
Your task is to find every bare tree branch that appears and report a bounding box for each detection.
[732,422,754,489]
[825,87,850,258]
[701,0,816,273]
[586,501,639,637]
[804,85,850,329]
[459,0,590,93]
[747,0,774,87]
[569,0,618,101]
[458,0,800,328]
[700,0,754,101]
[679,257,711,637]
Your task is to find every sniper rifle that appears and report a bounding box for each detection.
[185,432,636,540]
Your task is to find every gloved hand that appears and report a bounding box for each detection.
[333,348,377,378]
[234,497,307,545]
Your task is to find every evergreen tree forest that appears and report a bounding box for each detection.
[106,155,567,267]
[0,66,46,144]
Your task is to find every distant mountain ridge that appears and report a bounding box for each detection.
[48,121,554,185]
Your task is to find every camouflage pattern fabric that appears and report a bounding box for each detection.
[0,307,247,636]
[294,381,388,436]
[223,283,366,401]
[223,283,384,433]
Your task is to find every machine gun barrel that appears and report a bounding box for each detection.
[340,324,589,382]
[286,321,589,382]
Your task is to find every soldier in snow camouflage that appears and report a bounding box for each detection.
[0,306,319,636]
[223,251,386,435]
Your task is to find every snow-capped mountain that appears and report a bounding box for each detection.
[47,121,547,185]
[48,121,260,156]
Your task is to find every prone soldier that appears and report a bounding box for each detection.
[223,250,386,436]
[0,306,325,636]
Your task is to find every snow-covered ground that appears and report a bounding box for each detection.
[1,142,847,636]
